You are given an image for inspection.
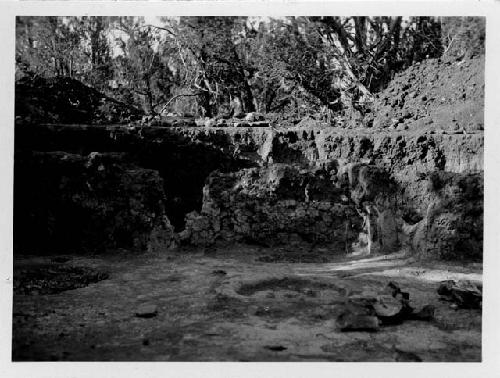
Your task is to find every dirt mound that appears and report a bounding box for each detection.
[368,55,484,133]
[14,263,109,295]
[15,76,144,124]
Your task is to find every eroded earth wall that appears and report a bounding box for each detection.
[15,123,483,260]
[177,127,483,259]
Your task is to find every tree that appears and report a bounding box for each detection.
[16,17,82,79]
[16,16,483,121]
[110,17,177,114]
[167,17,258,117]
[311,16,443,94]
[16,16,114,89]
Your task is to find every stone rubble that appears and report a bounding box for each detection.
[437,280,482,309]
[135,304,159,318]
[336,281,435,332]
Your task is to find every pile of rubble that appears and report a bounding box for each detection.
[200,112,272,128]
[437,280,482,309]
[337,279,482,332]
[337,282,435,332]
[367,55,484,133]
[15,76,143,125]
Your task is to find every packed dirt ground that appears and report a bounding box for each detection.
[12,246,481,362]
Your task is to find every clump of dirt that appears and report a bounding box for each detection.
[14,264,109,295]
[368,55,484,132]
[15,76,143,124]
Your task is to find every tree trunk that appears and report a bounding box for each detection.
[354,17,367,53]
[144,75,154,114]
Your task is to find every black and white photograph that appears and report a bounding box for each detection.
[2,1,498,372]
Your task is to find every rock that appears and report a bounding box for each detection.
[437,280,482,309]
[230,97,244,118]
[216,119,227,127]
[410,304,435,321]
[369,283,424,322]
[403,110,413,119]
[244,112,260,122]
[373,295,404,318]
[296,117,323,128]
[390,118,400,128]
[339,282,436,329]
[347,295,378,308]
[387,281,410,301]
[135,304,158,318]
[205,118,216,128]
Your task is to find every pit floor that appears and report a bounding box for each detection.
[12,245,482,361]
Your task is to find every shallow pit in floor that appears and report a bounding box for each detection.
[236,277,341,296]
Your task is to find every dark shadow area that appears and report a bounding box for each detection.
[14,123,255,255]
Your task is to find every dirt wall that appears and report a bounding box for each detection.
[14,123,483,260]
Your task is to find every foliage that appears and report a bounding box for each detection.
[441,17,485,60]
[16,16,485,120]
